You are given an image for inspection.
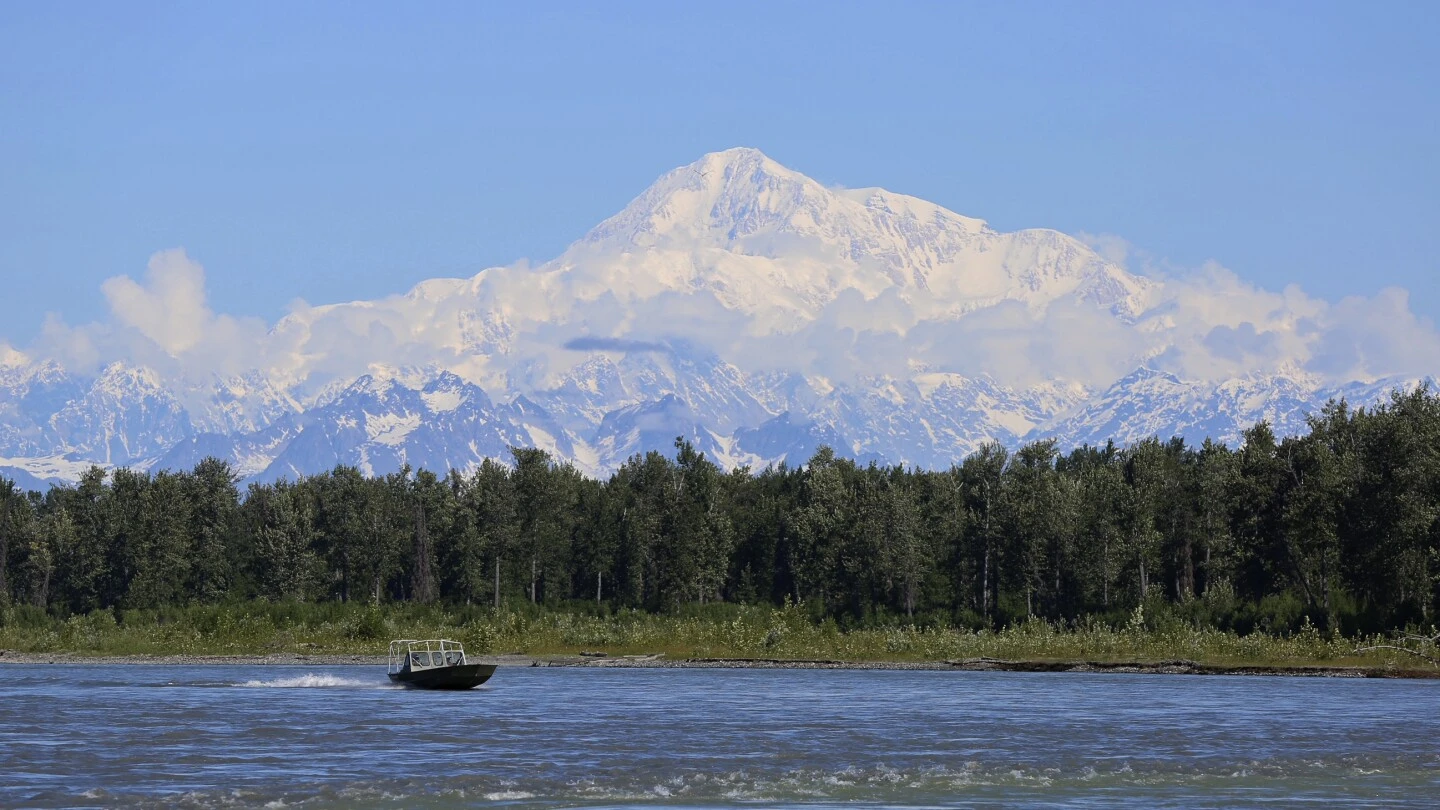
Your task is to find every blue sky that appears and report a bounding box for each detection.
[2,1,1437,345]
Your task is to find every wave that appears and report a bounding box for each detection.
[237,674,382,689]
[36,759,1440,808]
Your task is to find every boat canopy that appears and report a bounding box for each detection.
[388,639,467,674]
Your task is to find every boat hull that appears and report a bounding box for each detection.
[388,663,497,690]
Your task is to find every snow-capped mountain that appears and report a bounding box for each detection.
[0,148,1431,488]
[0,360,83,458]
[48,363,193,465]
[574,147,1154,323]
[1041,368,1436,450]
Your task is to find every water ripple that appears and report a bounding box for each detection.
[2,665,1437,808]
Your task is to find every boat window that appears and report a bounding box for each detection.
[446,651,462,665]
[411,652,425,668]
[430,652,444,666]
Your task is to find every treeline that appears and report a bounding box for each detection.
[1,388,1438,635]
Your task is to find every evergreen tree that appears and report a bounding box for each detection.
[186,457,239,602]
[0,477,18,604]
[788,447,853,611]
[960,443,1008,621]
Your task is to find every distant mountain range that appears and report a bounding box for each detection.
[0,148,1430,487]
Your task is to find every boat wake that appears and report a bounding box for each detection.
[238,674,387,689]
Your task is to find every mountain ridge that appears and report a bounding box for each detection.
[0,148,1430,487]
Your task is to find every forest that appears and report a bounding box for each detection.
[1,386,1437,638]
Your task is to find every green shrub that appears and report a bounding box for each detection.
[0,598,1432,670]
[345,607,389,641]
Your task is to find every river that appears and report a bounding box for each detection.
[2,665,1437,808]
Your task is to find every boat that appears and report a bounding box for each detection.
[387,639,496,690]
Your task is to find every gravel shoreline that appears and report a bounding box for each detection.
[1,649,1435,678]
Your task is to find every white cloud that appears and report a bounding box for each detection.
[28,250,271,385]
[35,312,102,373]
[0,342,27,368]
[1123,263,1440,384]
[101,249,212,355]
[14,230,1440,417]
[1305,288,1440,381]
[895,298,1142,388]
[1076,232,1134,269]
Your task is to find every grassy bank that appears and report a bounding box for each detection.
[1,600,1435,671]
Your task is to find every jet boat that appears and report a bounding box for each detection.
[387,639,496,690]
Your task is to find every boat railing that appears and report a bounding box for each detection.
[388,639,467,674]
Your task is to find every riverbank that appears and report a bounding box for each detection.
[1,648,1435,678]
[3,601,1436,676]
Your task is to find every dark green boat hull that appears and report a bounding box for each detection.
[388,663,497,690]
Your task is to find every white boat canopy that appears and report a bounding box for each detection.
[388,639,467,674]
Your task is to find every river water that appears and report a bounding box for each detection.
[1,665,1437,808]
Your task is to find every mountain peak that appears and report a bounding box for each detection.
[689,146,796,187]
[96,362,164,391]
[692,145,775,167]
[565,148,1144,324]
[582,148,996,254]
[579,147,820,250]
